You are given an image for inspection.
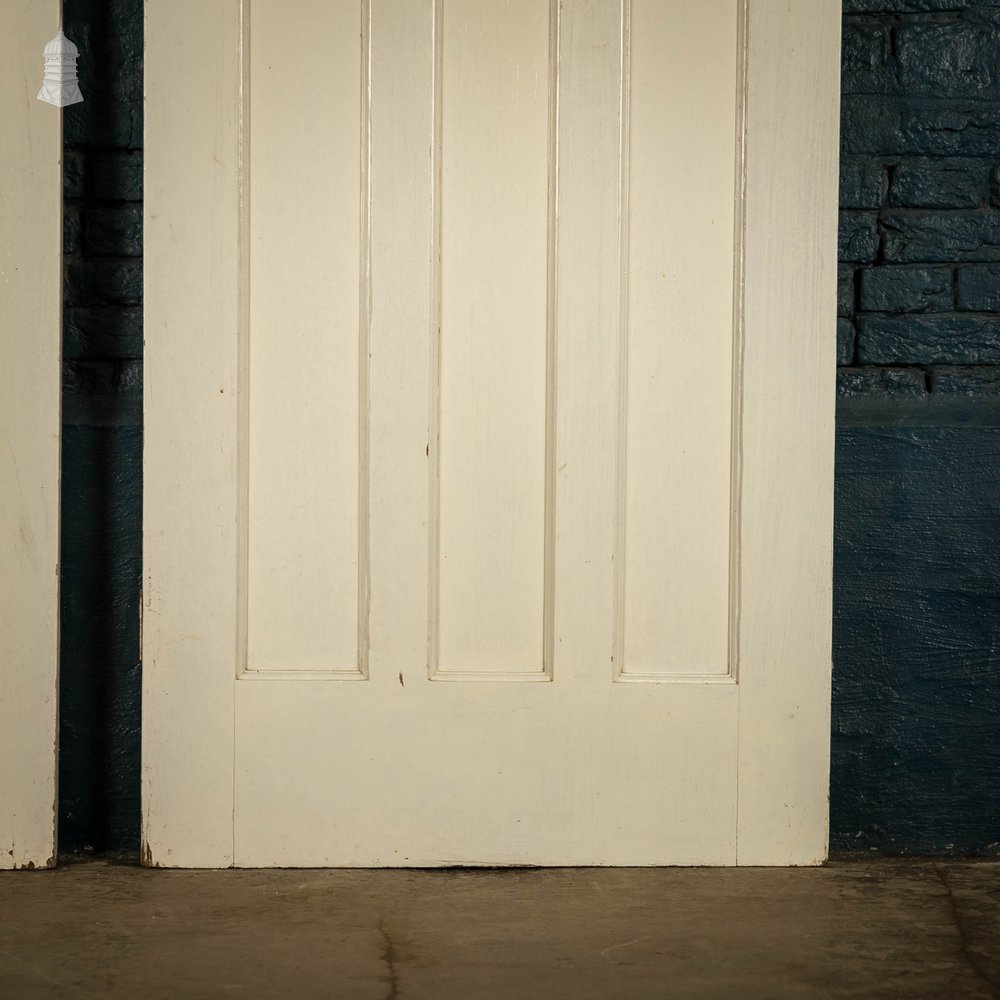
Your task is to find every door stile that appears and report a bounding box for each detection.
[735,0,840,865]
[0,0,62,871]
[143,0,243,867]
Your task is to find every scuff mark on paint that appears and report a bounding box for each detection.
[140,840,160,868]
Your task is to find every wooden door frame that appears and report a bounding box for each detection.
[0,0,62,870]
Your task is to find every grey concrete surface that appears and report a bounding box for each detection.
[1,860,998,999]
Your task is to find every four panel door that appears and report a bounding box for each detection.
[143,0,840,866]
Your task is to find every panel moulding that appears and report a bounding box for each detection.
[236,0,372,681]
[612,0,747,685]
[427,0,559,683]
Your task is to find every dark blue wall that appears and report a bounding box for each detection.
[57,0,1000,856]
[833,0,1000,854]
[60,0,142,854]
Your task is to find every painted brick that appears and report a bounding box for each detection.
[956,264,1000,311]
[63,358,142,404]
[64,149,85,199]
[65,101,141,152]
[64,0,143,150]
[858,314,1000,364]
[837,367,928,398]
[64,207,82,257]
[66,260,142,308]
[888,159,989,209]
[931,365,1000,396]
[64,307,143,361]
[882,211,1000,263]
[841,96,1000,157]
[62,151,144,203]
[843,1,996,10]
[966,6,1000,21]
[62,359,142,428]
[58,421,141,850]
[858,266,953,313]
[89,152,143,202]
[838,267,856,317]
[832,424,1000,855]
[60,0,144,857]
[837,0,1000,855]
[840,157,885,210]
[81,206,143,257]
[841,19,897,96]
[839,211,880,263]
[896,19,1000,101]
[838,319,856,366]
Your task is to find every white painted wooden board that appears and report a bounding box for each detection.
[247,0,363,675]
[0,0,62,870]
[435,0,551,678]
[143,0,839,867]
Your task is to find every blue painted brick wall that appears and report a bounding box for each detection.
[59,0,142,855]
[834,0,1000,854]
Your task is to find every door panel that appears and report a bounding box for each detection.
[622,1,738,678]
[247,0,364,674]
[143,0,840,867]
[436,0,553,678]
[0,0,61,870]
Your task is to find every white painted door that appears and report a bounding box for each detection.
[0,0,62,870]
[143,0,840,867]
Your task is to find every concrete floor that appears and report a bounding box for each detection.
[1,860,998,999]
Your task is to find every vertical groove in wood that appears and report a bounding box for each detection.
[237,0,370,678]
[613,1,747,684]
[236,0,251,678]
[611,0,631,682]
[233,0,251,862]
[428,0,558,682]
[728,0,750,685]
[358,0,373,679]
[541,0,560,682]
[426,0,443,680]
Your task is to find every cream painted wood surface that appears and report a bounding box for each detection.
[0,0,62,870]
[143,0,840,867]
